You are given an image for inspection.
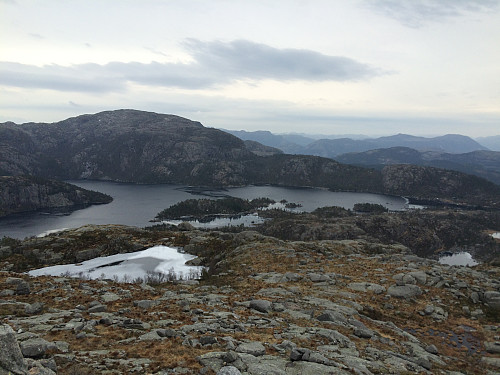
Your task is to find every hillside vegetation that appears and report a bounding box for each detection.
[0,176,112,217]
[2,110,500,209]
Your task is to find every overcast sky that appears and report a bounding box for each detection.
[1,0,499,136]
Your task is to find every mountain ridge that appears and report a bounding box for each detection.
[335,147,500,185]
[2,109,500,209]
[225,129,490,155]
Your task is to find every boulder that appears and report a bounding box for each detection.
[0,324,28,375]
[249,299,272,313]
[236,342,266,356]
[484,342,500,354]
[483,291,500,310]
[387,284,422,299]
[316,310,348,326]
[20,338,55,359]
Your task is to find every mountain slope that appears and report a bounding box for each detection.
[1,110,255,185]
[222,129,311,153]
[477,135,500,151]
[2,110,500,208]
[0,176,112,217]
[336,147,500,185]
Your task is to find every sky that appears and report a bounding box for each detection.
[1,0,499,137]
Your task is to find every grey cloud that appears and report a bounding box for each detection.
[0,62,125,92]
[367,0,499,28]
[185,39,378,82]
[0,40,382,93]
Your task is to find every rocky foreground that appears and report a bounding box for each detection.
[1,225,499,374]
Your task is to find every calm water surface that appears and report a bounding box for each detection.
[0,181,408,239]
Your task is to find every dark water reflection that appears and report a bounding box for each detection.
[0,181,408,239]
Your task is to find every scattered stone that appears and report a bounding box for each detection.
[484,341,500,354]
[426,344,439,354]
[0,324,28,375]
[387,284,422,299]
[88,304,107,313]
[200,335,218,346]
[25,302,44,315]
[217,366,242,375]
[236,342,266,356]
[354,327,374,339]
[133,300,158,309]
[249,299,272,313]
[20,338,55,358]
[316,310,348,326]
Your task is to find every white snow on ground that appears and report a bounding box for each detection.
[37,228,70,237]
[438,252,478,267]
[491,232,500,239]
[28,245,203,282]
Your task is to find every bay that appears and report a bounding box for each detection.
[0,181,408,239]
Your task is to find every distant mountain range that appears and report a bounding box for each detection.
[476,135,500,151]
[224,129,500,185]
[1,110,500,209]
[336,147,500,186]
[223,130,490,155]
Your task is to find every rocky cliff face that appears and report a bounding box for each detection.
[0,110,255,184]
[382,164,500,207]
[0,176,112,217]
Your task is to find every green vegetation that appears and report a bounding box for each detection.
[311,206,352,218]
[155,197,275,220]
[0,236,21,248]
[353,203,388,213]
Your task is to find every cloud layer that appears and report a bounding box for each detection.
[0,40,380,93]
[368,0,500,28]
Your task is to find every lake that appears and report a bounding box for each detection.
[0,181,408,239]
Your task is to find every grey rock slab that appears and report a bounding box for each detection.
[302,350,332,365]
[133,299,159,309]
[387,284,422,299]
[236,342,266,356]
[249,299,272,313]
[425,344,439,354]
[484,341,500,354]
[315,328,355,348]
[197,351,226,372]
[316,310,348,326]
[138,330,162,341]
[20,338,55,358]
[100,292,121,303]
[286,361,350,375]
[88,304,107,313]
[308,273,331,282]
[238,354,288,375]
[217,366,242,375]
[5,277,30,295]
[0,324,28,375]
[354,327,374,339]
[25,302,44,315]
[200,335,218,345]
[302,297,359,315]
[483,291,500,310]
[348,282,385,294]
[24,358,57,375]
[481,356,500,368]
[156,328,177,338]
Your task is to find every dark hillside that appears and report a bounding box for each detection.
[0,176,112,217]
